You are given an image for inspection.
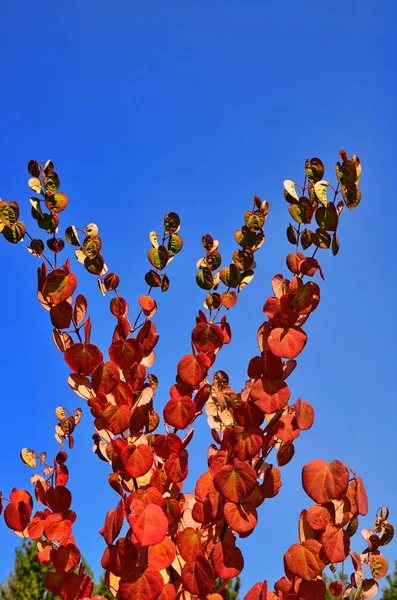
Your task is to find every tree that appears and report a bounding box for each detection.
[0,539,109,600]
[0,153,393,600]
[381,562,397,600]
[0,539,58,600]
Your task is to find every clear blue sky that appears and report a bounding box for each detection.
[0,0,396,595]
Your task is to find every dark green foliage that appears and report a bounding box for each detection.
[381,561,397,600]
[224,576,241,600]
[0,539,109,600]
[0,539,57,600]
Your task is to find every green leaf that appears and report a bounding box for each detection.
[305,157,324,183]
[206,250,222,271]
[168,233,183,255]
[65,226,81,246]
[2,221,26,244]
[219,264,241,288]
[149,231,159,248]
[283,180,300,202]
[0,200,19,226]
[82,236,102,259]
[145,270,162,287]
[45,192,68,213]
[244,210,265,229]
[196,268,214,290]
[84,254,105,275]
[315,203,338,231]
[28,177,42,194]
[288,198,314,224]
[341,184,361,210]
[148,245,169,270]
[313,180,329,207]
[38,213,59,234]
[164,212,180,234]
[44,172,60,196]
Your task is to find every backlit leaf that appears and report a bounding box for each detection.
[314,181,329,207]
[130,503,168,546]
[177,353,210,386]
[214,461,257,502]
[148,246,168,270]
[118,567,163,600]
[212,540,244,578]
[64,343,103,376]
[121,444,154,478]
[283,180,300,202]
[181,555,216,597]
[163,396,196,429]
[43,270,77,305]
[302,460,349,504]
[268,326,308,359]
[284,539,328,580]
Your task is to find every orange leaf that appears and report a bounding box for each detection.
[250,378,291,413]
[212,540,244,578]
[321,524,349,563]
[147,537,176,570]
[129,503,168,546]
[302,460,349,504]
[181,555,216,596]
[284,539,328,580]
[163,396,196,429]
[191,323,224,353]
[177,527,204,561]
[118,567,163,600]
[109,339,144,372]
[64,343,103,376]
[43,270,77,305]
[224,501,258,533]
[214,461,257,502]
[121,444,154,478]
[268,326,307,359]
[177,353,211,386]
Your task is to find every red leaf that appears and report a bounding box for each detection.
[181,555,216,596]
[129,503,168,546]
[221,291,238,309]
[177,527,204,561]
[4,500,32,532]
[212,540,244,578]
[147,537,176,569]
[302,460,349,504]
[250,378,291,413]
[191,323,224,353]
[321,524,349,563]
[118,567,163,600]
[298,578,326,600]
[355,474,368,516]
[268,326,308,359]
[177,353,211,386]
[109,339,144,372]
[45,486,72,513]
[306,504,334,531]
[44,514,72,544]
[243,581,268,600]
[92,361,120,394]
[163,396,196,429]
[50,543,81,573]
[64,343,103,375]
[294,399,315,430]
[139,295,157,317]
[284,539,328,580]
[99,500,125,545]
[165,449,189,483]
[224,501,258,533]
[121,444,154,478]
[43,270,77,305]
[50,301,73,329]
[214,461,257,502]
[102,404,131,435]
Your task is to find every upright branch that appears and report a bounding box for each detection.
[0,151,392,600]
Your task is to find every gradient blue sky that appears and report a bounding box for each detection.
[0,0,396,595]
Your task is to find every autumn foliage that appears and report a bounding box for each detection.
[0,152,393,600]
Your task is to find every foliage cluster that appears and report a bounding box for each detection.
[0,152,393,600]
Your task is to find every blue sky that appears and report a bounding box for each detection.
[0,0,396,595]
